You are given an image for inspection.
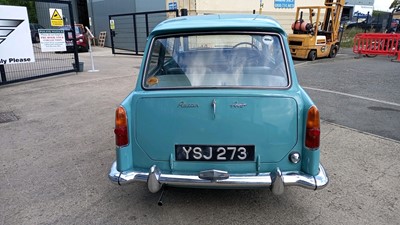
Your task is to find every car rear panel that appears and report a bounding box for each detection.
[134,92,298,170]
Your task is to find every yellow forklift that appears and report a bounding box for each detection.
[288,0,344,60]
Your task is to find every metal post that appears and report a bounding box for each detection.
[365,12,370,33]
[0,65,6,85]
[89,0,96,35]
[377,14,381,32]
[68,1,80,72]
[133,15,138,55]
[109,15,116,54]
[145,14,149,37]
[338,25,344,51]
[85,26,99,72]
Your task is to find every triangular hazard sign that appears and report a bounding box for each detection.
[51,9,62,20]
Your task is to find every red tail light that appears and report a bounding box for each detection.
[305,106,320,149]
[114,106,128,147]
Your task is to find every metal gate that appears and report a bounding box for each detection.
[0,0,79,86]
[109,9,179,56]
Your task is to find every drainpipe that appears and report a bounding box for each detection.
[259,0,264,15]
[194,0,197,15]
[89,0,96,35]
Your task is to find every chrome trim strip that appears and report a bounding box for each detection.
[212,99,216,119]
[109,162,329,194]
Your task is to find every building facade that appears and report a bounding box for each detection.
[342,0,375,22]
[86,0,331,47]
[183,0,326,31]
[36,0,383,48]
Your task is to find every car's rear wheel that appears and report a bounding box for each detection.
[81,45,89,52]
[34,34,40,43]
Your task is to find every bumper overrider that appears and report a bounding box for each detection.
[108,161,329,195]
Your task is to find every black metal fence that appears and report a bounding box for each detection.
[109,9,179,55]
[344,12,393,33]
[0,0,79,86]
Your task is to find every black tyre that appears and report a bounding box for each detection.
[307,50,317,61]
[365,54,378,58]
[328,45,337,58]
[81,46,89,52]
[78,44,89,52]
[34,34,40,43]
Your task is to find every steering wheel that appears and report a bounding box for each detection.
[232,42,259,50]
[313,21,322,27]
[230,44,261,69]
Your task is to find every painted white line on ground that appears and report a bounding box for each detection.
[294,61,309,67]
[303,86,400,107]
[322,120,400,144]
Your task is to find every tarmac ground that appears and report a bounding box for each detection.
[1,47,399,225]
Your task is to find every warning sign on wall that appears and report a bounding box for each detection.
[49,8,64,27]
[109,20,115,30]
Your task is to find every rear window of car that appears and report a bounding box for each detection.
[143,32,289,89]
[59,26,82,34]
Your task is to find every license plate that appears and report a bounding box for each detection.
[175,145,255,161]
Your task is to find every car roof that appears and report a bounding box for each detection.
[151,14,285,35]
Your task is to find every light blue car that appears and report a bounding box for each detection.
[109,14,329,196]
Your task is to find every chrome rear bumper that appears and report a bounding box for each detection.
[108,162,329,195]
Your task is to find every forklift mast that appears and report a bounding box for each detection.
[322,0,333,31]
[322,0,344,42]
